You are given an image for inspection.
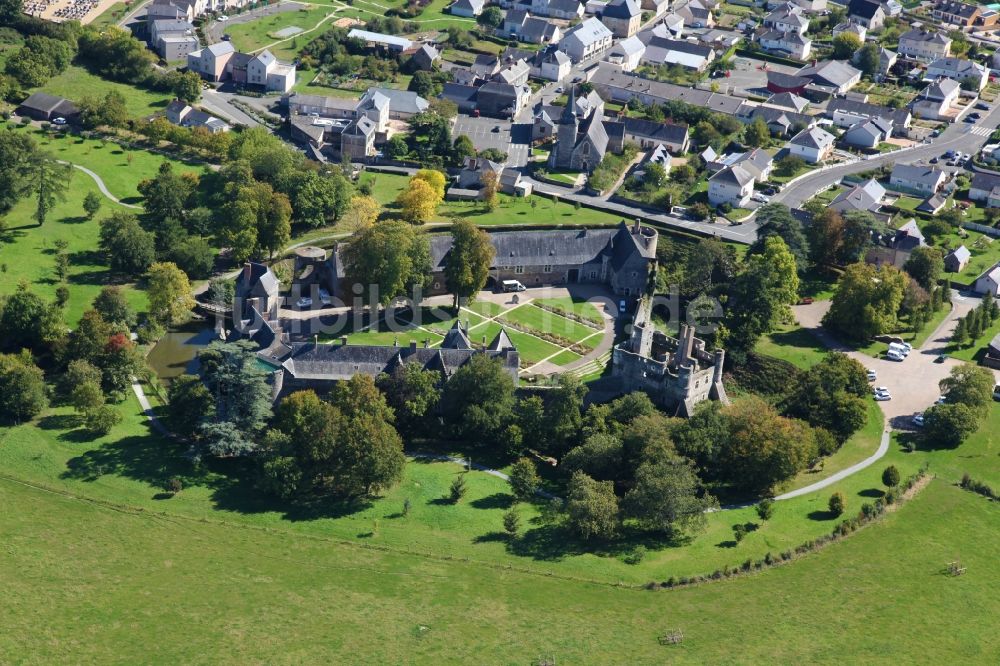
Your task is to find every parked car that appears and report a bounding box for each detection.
[618,299,627,314]
[751,192,770,203]
[930,157,938,164]
[944,150,956,158]
[913,413,925,427]
[873,386,890,396]
[976,102,990,111]
[52,117,67,125]
[217,14,228,20]
[874,392,892,401]
[970,112,981,120]
[501,279,526,293]
[295,297,313,308]
[867,370,877,381]
[994,384,1000,400]
[492,125,501,133]
[554,86,564,94]
[798,296,814,305]
[935,395,947,405]
[887,349,905,361]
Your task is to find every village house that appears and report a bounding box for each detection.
[827,98,911,132]
[968,172,1000,206]
[589,62,745,114]
[638,36,716,71]
[449,0,485,16]
[149,19,199,61]
[502,11,562,44]
[896,29,951,62]
[832,21,866,42]
[841,117,893,149]
[600,0,642,38]
[847,0,885,29]
[829,178,886,216]
[16,92,78,122]
[926,57,989,91]
[675,0,715,28]
[944,245,971,273]
[605,35,645,71]
[763,3,809,35]
[411,44,440,71]
[889,164,947,195]
[974,262,1000,296]
[165,99,230,133]
[911,77,961,121]
[559,17,614,62]
[758,30,811,60]
[786,126,835,163]
[931,0,997,28]
[708,165,754,207]
[509,0,585,20]
[531,46,573,80]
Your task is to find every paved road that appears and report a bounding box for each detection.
[199,89,263,127]
[774,430,891,501]
[773,100,1000,209]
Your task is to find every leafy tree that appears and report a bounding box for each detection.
[882,465,900,489]
[756,498,774,521]
[725,236,799,358]
[478,5,504,27]
[565,471,619,540]
[408,70,441,98]
[939,364,995,420]
[444,218,495,309]
[70,380,107,414]
[198,340,273,456]
[396,177,441,224]
[855,42,881,78]
[481,169,499,211]
[672,400,728,472]
[289,169,348,228]
[77,26,155,83]
[100,332,142,393]
[0,130,38,215]
[751,203,809,271]
[85,404,122,435]
[147,262,195,325]
[452,134,475,163]
[0,282,50,351]
[61,359,103,402]
[222,180,292,262]
[78,90,129,129]
[383,134,409,160]
[503,508,520,538]
[718,397,818,493]
[170,236,216,279]
[171,70,202,103]
[138,162,199,225]
[508,457,541,501]
[923,402,979,448]
[775,154,805,177]
[342,220,432,306]
[828,491,846,517]
[206,278,235,308]
[440,354,518,450]
[166,373,213,439]
[562,433,624,483]
[0,352,48,422]
[83,191,102,220]
[99,212,156,277]
[744,115,770,148]
[63,309,113,364]
[823,262,907,341]
[952,314,969,346]
[904,246,943,291]
[784,352,869,443]
[623,452,715,537]
[343,194,381,229]
[375,362,441,437]
[832,32,862,59]
[31,150,71,226]
[93,286,136,330]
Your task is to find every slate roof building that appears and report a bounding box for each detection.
[897,29,951,62]
[16,92,78,122]
[549,86,610,173]
[558,17,614,62]
[944,245,971,272]
[847,0,885,29]
[708,164,754,207]
[889,164,947,195]
[827,98,911,132]
[829,178,886,214]
[841,116,893,149]
[786,126,835,163]
[601,0,642,38]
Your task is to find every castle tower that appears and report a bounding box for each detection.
[552,86,579,170]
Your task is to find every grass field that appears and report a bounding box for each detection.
[501,304,602,348]
[533,296,606,325]
[360,171,626,227]
[88,1,129,28]
[224,5,337,60]
[0,123,204,324]
[755,321,829,370]
[2,457,996,662]
[36,65,171,118]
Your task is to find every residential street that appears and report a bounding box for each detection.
[773,101,1000,209]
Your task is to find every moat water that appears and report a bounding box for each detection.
[146,322,219,381]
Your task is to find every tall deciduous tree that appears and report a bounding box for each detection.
[342,220,432,306]
[725,236,799,358]
[783,352,869,443]
[444,218,495,308]
[566,471,619,540]
[396,177,442,224]
[750,203,809,271]
[623,452,716,537]
[823,262,908,341]
[904,246,944,291]
[0,351,48,422]
[440,354,518,450]
[99,211,156,277]
[146,262,196,325]
[376,362,441,437]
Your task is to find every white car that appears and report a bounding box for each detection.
[295,297,313,308]
[873,386,890,395]
[217,14,228,20]
[913,413,925,427]
[751,193,770,203]
[874,393,892,401]
[867,370,877,381]
[887,349,905,361]
[52,117,67,125]
[935,395,947,405]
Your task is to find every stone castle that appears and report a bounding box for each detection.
[612,298,729,417]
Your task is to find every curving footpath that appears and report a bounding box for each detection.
[774,430,891,501]
[61,162,142,210]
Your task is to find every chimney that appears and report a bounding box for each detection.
[243,262,252,286]
[632,218,640,234]
[409,340,417,352]
[340,336,348,346]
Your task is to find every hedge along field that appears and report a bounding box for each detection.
[1,471,996,663]
[0,123,204,324]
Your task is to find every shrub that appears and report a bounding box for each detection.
[882,465,900,488]
[828,491,846,517]
[166,476,183,494]
[449,474,467,503]
[502,508,520,537]
[756,498,774,521]
[732,523,747,542]
[85,404,122,435]
[623,545,646,565]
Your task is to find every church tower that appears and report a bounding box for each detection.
[552,86,579,170]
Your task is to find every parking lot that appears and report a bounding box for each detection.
[452,115,514,154]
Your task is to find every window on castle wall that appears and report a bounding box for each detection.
[515,266,524,274]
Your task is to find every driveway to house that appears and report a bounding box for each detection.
[792,292,1000,428]
[772,100,1000,210]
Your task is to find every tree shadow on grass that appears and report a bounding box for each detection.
[473,531,508,544]
[38,413,80,431]
[716,540,738,548]
[808,510,837,521]
[59,215,89,225]
[427,496,455,506]
[859,488,885,498]
[121,196,143,206]
[469,492,515,510]
[506,523,688,562]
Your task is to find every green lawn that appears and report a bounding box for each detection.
[547,348,583,366]
[500,303,603,347]
[755,322,830,370]
[224,5,336,60]
[88,1,129,28]
[359,171,625,227]
[461,299,505,318]
[532,296,606,324]
[0,124,204,323]
[944,316,1000,364]
[2,446,997,662]
[468,320,564,366]
[36,65,171,118]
